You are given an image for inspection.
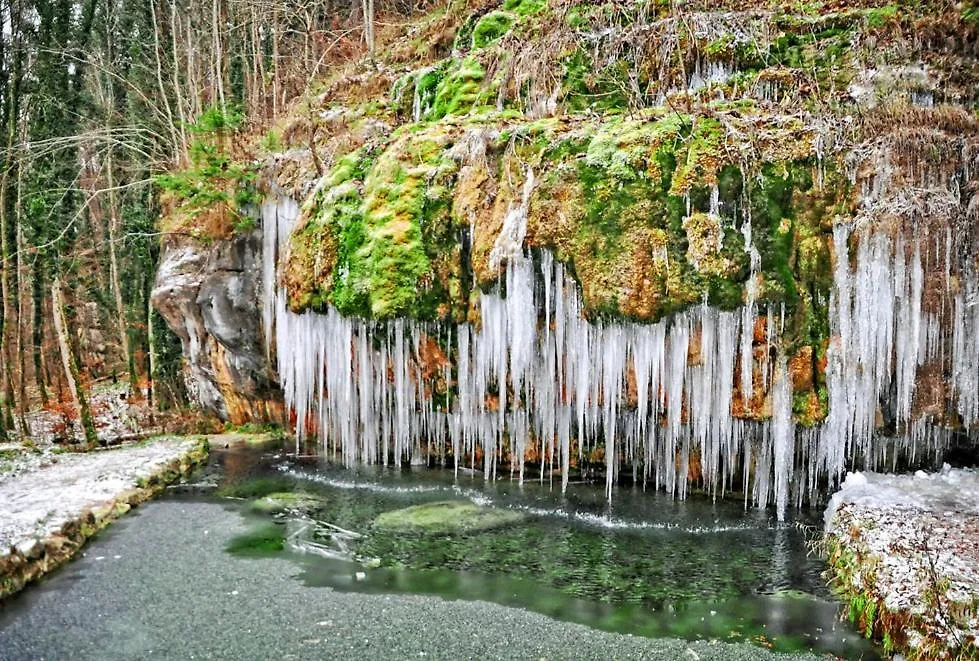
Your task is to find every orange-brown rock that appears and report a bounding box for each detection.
[788,345,814,392]
[153,232,284,424]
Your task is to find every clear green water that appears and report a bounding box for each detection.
[205,441,878,659]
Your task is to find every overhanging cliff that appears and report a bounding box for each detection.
[154,0,979,508]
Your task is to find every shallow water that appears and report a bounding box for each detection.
[209,441,877,658]
[0,441,879,659]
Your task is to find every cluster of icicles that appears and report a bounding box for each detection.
[262,197,976,521]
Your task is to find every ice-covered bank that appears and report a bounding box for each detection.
[0,437,208,599]
[824,466,979,658]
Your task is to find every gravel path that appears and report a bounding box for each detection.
[0,499,834,661]
[0,437,201,553]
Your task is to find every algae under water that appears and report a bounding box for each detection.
[212,442,877,658]
[0,442,879,659]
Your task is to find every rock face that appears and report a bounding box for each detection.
[156,0,979,490]
[151,230,283,423]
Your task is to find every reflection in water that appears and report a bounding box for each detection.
[210,444,879,658]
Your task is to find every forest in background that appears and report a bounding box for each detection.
[0,0,424,442]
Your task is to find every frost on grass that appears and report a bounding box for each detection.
[825,466,979,657]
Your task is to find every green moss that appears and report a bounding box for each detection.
[750,165,800,307]
[704,34,735,58]
[514,111,756,321]
[763,15,857,88]
[288,126,464,320]
[866,5,899,28]
[288,149,375,314]
[394,64,448,121]
[671,117,725,194]
[285,98,835,332]
[561,50,631,112]
[373,501,526,535]
[565,5,589,29]
[452,12,481,51]
[225,522,286,555]
[472,11,515,49]
[355,136,459,318]
[502,0,546,16]
[431,57,487,119]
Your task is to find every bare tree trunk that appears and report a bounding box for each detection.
[103,149,136,393]
[151,0,180,161]
[186,15,201,118]
[31,261,48,406]
[52,276,98,446]
[147,288,157,412]
[0,92,18,438]
[253,6,267,121]
[212,0,226,113]
[272,3,280,118]
[362,0,376,61]
[170,0,189,160]
[14,130,28,434]
[16,223,28,424]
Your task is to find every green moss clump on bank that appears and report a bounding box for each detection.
[472,11,514,48]
[432,57,489,119]
[503,0,546,16]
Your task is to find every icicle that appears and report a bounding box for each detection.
[262,155,977,518]
[772,358,794,522]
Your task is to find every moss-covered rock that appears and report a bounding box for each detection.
[216,476,296,499]
[249,491,323,515]
[432,57,489,119]
[282,103,845,327]
[373,500,526,535]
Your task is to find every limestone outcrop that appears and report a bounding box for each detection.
[152,231,282,423]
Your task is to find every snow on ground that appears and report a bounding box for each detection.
[8,381,163,452]
[825,465,979,655]
[0,437,201,554]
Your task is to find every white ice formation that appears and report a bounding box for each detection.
[261,173,978,522]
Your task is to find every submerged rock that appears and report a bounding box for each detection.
[373,501,525,535]
[249,491,322,515]
[226,522,286,555]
